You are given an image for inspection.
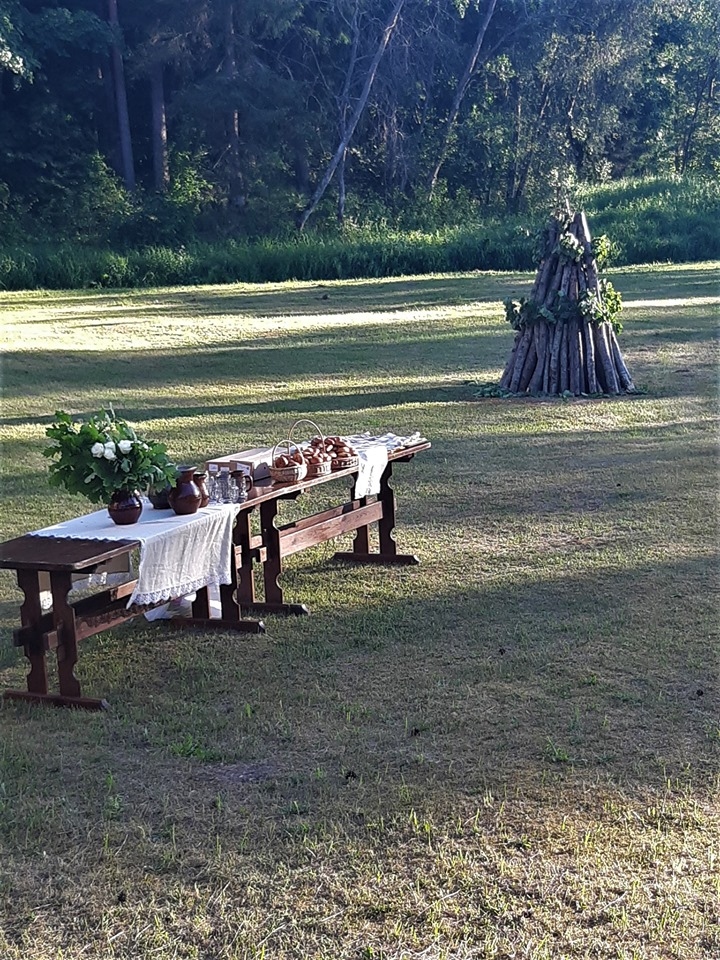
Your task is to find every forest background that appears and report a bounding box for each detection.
[0,0,718,290]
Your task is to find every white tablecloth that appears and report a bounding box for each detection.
[30,502,239,608]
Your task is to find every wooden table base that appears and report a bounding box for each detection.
[3,690,110,710]
[333,551,420,565]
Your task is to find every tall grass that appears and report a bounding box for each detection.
[0,177,717,291]
[576,176,720,264]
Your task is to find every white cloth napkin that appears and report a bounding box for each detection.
[30,503,239,608]
[344,432,428,498]
[346,440,388,498]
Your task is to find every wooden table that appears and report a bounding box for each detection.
[0,441,429,709]
[232,441,431,616]
[0,532,265,710]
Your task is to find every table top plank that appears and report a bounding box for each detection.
[0,442,431,569]
[0,536,139,572]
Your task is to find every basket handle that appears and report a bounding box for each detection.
[271,438,301,463]
[289,418,325,447]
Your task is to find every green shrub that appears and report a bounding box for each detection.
[0,176,716,290]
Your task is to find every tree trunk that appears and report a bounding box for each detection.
[335,2,360,225]
[511,85,551,209]
[107,0,135,191]
[337,148,347,223]
[298,0,405,231]
[96,55,122,177]
[150,61,169,192]
[225,2,245,210]
[427,0,498,198]
[504,79,521,209]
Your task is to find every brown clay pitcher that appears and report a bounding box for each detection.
[193,471,210,508]
[108,488,143,525]
[169,466,202,515]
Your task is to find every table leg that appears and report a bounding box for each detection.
[169,511,266,634]
[334,462,419,565]
[352,494,371,554]
[17,569,48,695]
[237,496,308,617]
[50,570,82,699]
[235,509,256,607]
[192,587,211,619]
[4,570,108,710]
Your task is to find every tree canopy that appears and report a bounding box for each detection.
[1,0,717,242]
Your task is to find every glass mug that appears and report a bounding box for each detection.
[230,470,253,503]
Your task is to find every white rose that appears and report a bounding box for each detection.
[103,447,116,461]
[118,439,133,454]
[91,442,105,458]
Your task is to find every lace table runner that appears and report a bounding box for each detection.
[30,503,239,608]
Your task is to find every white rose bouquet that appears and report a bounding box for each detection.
[44,409,176,504]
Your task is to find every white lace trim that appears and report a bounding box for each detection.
[130,573,230,608]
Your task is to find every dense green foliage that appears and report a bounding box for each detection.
[0,0,718,259]
[44,409,176,503]
[0,176,717,290]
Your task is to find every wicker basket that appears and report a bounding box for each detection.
[330,453,359,471]
[290,418,332,479]
[269,439,308,484]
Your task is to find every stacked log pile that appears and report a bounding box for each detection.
[500,209,635,396]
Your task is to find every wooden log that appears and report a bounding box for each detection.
[528,322,548,393]
[593,322,620,394]
[578,211,601,296]
[500,330,522,388]
[531,221,558,299]
[582,321,598,393]
[559,263,572,298]
[593,336,608,392]
[517,336,538,393]
[543,257,565,307]
[508,326,533,393]
[577,266,587,295]
[569,320,581,394]
[548,321,563,394]
[576,320,587,393]
[542,328,552,392]
[609,327,636,392]
[559,323,569,393]
[537,252,561,305]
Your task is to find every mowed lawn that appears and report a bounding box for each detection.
[0,263,718,960]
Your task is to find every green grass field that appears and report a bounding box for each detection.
[0,263,718,959]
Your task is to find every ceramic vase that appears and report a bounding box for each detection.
[148,484,172,509]
[108,488,143,525]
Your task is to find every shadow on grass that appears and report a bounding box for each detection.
[0,273,534,317]
[0,324,510,403]
[1,550,715,793]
